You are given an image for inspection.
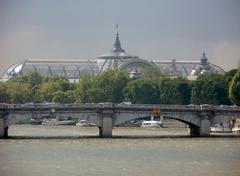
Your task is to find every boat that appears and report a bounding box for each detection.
[140,115,163,128]
[232,119,240,133]
[54,120,76,125]
[76,120,95,127]
[141,121,163,128]
[29,118,43,125]
[210,123,232,133]
[232,126,240,133]
[41,119,76,125]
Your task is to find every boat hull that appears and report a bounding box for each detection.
[210,127,232,133]
[141,121,163,128]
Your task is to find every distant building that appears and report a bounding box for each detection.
[190,52,221,76]
[1,30,225,82]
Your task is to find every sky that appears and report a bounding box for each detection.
[0,0,240,75]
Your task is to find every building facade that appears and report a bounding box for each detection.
[1,31,225,82]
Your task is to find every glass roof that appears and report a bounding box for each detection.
[0,33,225,81]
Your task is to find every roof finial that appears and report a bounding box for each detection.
[201,52,208,65]
[113,24,125,53]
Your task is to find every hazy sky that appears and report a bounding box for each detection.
[1,0,240,75]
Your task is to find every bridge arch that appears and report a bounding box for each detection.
[3,112,102,128]
[114,112,201,128]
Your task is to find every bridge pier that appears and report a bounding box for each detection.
[99,110,113,138]
[0,118,8,138]
[199,119,211,136]
[189,119,211,137]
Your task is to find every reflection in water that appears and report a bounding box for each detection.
[0,125,240,176]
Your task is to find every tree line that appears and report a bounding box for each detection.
[0,68,240,105]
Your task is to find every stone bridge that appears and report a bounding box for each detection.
[0,103,240,138]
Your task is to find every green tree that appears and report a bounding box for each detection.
[74,75,94,103]
[229,69,240,105]
[191,73,231,105]
[0,82,10,103]
[23,71,43,87]
[52,90,76,103]
[8,71,43,87]
[34,75,74,102]
[7,82,31,103]
[7,71,44,103]
[123,78,160,104]
[159,78,191,104]
[89,69,129,103]
[35,81,63,102]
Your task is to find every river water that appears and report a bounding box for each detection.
[0,125,240,176]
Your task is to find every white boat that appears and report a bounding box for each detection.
[55,120,76,125]
[30,118,43,125]
[141,121,162,128]
[41,119,76,125]
[210,123,232,133]
[232,126,240,133]
[141,115,163,128]
[76,120,95,127]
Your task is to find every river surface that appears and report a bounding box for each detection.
[0,125,240,176]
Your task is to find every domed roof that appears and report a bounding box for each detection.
[191,53,221,76]
[97,28,155,74]
[98,32,138,60]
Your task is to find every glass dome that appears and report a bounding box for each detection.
[190,53,224,76]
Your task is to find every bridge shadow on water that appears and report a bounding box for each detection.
[5,134,240,140]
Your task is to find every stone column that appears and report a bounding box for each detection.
[0,117,8,138]
[0,118,4,138]
[199,119,211,136]
[99,110,113,138]
[189,119,211,137]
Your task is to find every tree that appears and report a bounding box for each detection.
[123,78,160,104]
[8,71,43,87]
[159,78,191,104]
[0,82,10,103]
[229,69,240,105]
[89,69,129,103]
[52,90,76,103]
[35,82,63,102]
[7,82,31,103]
[74,75,94,103]
[34,75,74,102]
[191,73,231,105]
